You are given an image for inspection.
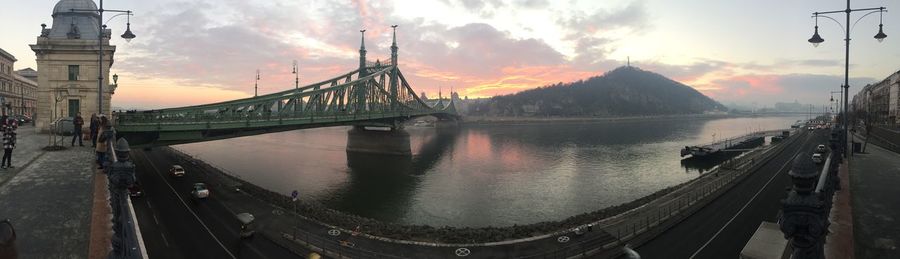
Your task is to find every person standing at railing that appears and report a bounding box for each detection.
[71,113,84,147]
[95,116,114,170]
[1,117,16,170]
[89,114,99,148]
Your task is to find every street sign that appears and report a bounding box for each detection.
[291,190,299,201]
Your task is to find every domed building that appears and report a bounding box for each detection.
[30,0,121,132]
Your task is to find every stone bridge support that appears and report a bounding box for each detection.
[346,126,411,155]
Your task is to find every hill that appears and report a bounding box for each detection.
[468,66,726,116]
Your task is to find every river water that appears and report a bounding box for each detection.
[174,115,803,227]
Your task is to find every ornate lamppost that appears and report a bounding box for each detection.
[71,0,136,115]
[807,1,887,158]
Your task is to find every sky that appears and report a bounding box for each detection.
[1,0,899,110]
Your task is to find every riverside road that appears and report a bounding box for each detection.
[130,150,302,259]
[638,129,826,258]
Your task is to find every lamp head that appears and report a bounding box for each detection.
[808,26,824,47]
[112,74,118,84]
[875,24,887,42]
[121,23,136,42]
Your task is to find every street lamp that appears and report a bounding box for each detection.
[807,2,887,158]
[71,0,136,116]
[830,90,842,115]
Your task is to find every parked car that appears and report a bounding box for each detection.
[170,165,185,177]
[13,115,31,124]
[128,183,143,197]
[816,144,827,153]
[192,183,210,199]
[812,153,824,164]
[52,117,75,136]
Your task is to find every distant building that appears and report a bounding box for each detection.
[0,48,39,116]
[774,101,804,112]
[31,0,119,132]
[16,68,38,82]
[851,69,900,124]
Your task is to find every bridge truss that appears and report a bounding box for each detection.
[115,62,458,147]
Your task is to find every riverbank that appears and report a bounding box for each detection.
[462,113,736,125]
[160,146,692,244]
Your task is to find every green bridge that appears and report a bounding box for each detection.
[115,28,459,147]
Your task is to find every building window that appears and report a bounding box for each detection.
[68,65,79,81]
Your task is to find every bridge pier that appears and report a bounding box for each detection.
[434,118,459,129]
[346,126,411,156]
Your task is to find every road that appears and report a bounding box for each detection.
[130,149,302,259]
[637,129,828,258]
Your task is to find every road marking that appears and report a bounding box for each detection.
[689,134,811,259]
[141,152,238,259]
[152,214,160,225]
[160,232,170,247]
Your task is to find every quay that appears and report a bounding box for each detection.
[680,129,790,158]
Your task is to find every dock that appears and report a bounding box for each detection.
[681,129,790,158]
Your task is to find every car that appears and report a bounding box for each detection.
[13,115,31,124]
[128,183,143,197]
[192,183,210,199]
[170,165,185,177]
[52,117,75,135]
[816,144,827,153]
[807,126,815,130]
[237,212,256,238]
[812,153,824,164]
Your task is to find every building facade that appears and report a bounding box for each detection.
[30,0,117,132]
[852,69,900,125]
[0,48,39,117]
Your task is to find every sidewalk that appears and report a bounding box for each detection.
[0,127,97,258]
[850,142,900,259]
[825,161,854,259]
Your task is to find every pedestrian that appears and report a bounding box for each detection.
[72,112,84,146]
[2,118,16,169]
[89,113,99,147]
[96,116,114,169]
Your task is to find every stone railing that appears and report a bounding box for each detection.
[104,138,146,259]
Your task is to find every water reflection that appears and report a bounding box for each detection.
[321,128,460,222]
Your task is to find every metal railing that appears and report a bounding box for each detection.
[104,136,147,259]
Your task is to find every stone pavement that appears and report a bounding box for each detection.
[825,161,854,259]
[0,126,53,186]
[850,141,900,259]
[0,126,97,258]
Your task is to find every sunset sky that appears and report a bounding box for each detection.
[2,0,898,110]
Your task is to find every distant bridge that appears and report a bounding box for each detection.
[115,28,458,147]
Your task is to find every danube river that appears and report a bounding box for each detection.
[174,115,803,227]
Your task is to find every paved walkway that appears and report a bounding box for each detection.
[0,126,97,258]
[850,142,900,259]
[825,161,854,259]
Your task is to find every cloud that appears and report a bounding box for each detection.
[700,73,876,105]
[558,1,648,36]
[513,0,550,9]
[439,0,505,16]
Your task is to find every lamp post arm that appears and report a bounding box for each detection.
[816,7,885,15]
[851,10,888,33]
[813,14,847,35]
[104,12,132,25]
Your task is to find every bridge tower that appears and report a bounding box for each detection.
[390,25,399,111]
[356,30,368,112]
